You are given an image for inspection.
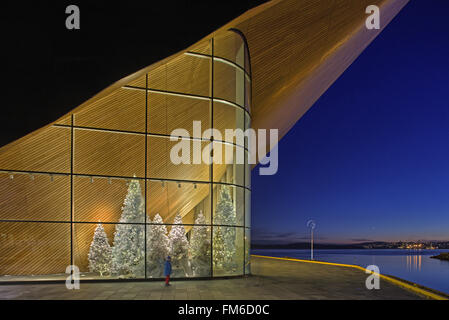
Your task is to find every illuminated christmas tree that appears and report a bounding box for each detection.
[212,226,225,269]
[111,178,145,277]
[88,223,112,276]
[189,211,211,276]
[168,214,190,277]
[146,213,170,277]
[214,186,236,269]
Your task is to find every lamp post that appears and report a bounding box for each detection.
[307,220,316,260]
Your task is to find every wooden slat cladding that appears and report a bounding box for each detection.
[73,176,135,223]
[165,181,209,225]
[147,93,210,137]
[0,126,70,173]
[214,61,245,106]
[74,129,146,178]
[75,88,146,133]
[147,136,209,182]
[146,180,169,221]
[214,101,245,145]
[0,222,70,275]
[148,54,211,97]
[126,74,147,89]
[189,39,212,55]
[244,0,335,122]
[0,173,70,221]
[214,32,245,68]
[237,0,405,144]
[212,143,245,186]
[54,115,71,126]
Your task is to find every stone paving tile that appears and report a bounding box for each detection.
[0,256,425,300]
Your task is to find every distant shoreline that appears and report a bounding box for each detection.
[251,242,448,250]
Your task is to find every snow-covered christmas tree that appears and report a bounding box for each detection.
[214,186,237,269]
[111,178,145,277]
[168,214,191,277]
[189,211,211,276]
[88,223,112,276]
[212,226,225,269]
[146,213,170,277]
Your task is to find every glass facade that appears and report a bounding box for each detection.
[0,30,251,280]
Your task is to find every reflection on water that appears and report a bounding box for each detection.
[252,249,449,294]
[406,254,422,272]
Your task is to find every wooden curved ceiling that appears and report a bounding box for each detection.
[1,0,409,154]
[51,0,408,146]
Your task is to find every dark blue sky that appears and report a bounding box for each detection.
[251,0,449,244]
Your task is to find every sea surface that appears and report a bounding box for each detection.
[251,248,449,294]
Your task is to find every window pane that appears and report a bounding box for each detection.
[214,101,245,146]
[245,76,251,111]
[148,54,210,97]
[245,150,251,189]
[212,142,244,186]
[188,224,211,277]
[245,189,251,228]
[245,228,250,275]
[0,173,70,222]
[74,129,145,178]
[166,221,195,278]
[212,184,244,227]
[147,136,209,182]
[73,222,145,279]
[214,61,245,106]
[74,88,146,133]
[0,126,70,173]
[148,92,210,137]
[245,44,251,75]
[214,32,245,68]
[189,39,212,55]
[147,180,211,225]
[74,176,145,223]
[0,222,70,277]
[213,226,243,277]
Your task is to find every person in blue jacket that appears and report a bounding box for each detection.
[164,256,172,286]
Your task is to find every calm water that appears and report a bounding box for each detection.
[252,249,449,294]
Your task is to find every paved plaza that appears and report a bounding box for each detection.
[0,256,424,300]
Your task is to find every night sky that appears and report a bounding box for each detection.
[251,0,449,244]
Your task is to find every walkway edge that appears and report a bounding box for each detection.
[251,254,448,300]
